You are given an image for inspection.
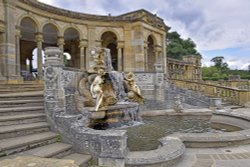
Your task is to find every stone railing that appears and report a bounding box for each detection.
[171,79,250,107]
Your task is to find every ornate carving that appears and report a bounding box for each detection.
[79,73,95,107]
[124,72,144,103]
[44,66,58,90]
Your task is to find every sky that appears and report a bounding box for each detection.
[38,0,250,70]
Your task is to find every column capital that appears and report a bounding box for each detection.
[57,36,65,46]
[79,39,88,48]
[35,33,43,43]
[15,29,21,38]
[154,45,162,52]
[117,41,124,49]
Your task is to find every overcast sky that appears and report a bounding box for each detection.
[39,0,250,70]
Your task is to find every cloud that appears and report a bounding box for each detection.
[38,0,250,69]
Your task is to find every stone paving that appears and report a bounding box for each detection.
[174,108,250,167]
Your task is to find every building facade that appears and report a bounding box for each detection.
[0,0,169,83]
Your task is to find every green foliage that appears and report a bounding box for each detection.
[166,31,201,59]
[202,56,250,80]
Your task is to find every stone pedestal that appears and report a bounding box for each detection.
[98,131,127,167]
[209,98,222,109]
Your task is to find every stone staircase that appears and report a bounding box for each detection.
[0,83,92,166]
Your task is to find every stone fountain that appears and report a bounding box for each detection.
[78,48,144,129]
[43,47,145,167]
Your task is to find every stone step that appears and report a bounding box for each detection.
[17,142,73,158]
[0,91,43,98]
[62,153,92,167]
[0,99,44,104]
[0,89,43,94]
[0,100,44,108]
[0,122,50,140]
[0,106,44,116]
[0,84,43,88]
[0,86,43,89]
[0,113,46,126]
[0,132,59,157]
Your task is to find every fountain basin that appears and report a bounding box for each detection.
[81,102,140,129]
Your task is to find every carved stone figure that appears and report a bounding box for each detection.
[91,48,106,73]
[90,69,106,111]
[78,73,95,107]
[124,72,144,103]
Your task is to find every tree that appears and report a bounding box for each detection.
[166,31,201,60]
[210,56,224,68]
[248,64,250,73]
[210,56,229,73]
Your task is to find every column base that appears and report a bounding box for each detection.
[0,76,7,83]
[6,76,24,84]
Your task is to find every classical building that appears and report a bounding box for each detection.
[0,0,169,83]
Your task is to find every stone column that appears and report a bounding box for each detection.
[144,42,148,72]
[57,36,65,51]
[123,25,132,72]
[35,33,43,80]
[117,41,124,71]
[44,47,65,122]
[79,39,88,70]
[87,26,96,70]
[57,36,65,64]
[1,0,18,82]
[15,28,21,77]
[133,25,145,72]
[117,47,122,71]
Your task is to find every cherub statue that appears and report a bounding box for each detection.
[124,72,144,103]
[90,69,105,111]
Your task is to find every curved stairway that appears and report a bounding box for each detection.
[0,83,92,166]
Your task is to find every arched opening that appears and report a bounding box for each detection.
[20,17,37,80]
[64,28,80,68]
[147,35,156,72]
[101,31,118,70]
[42,23,58,47]
[31,48,45,78]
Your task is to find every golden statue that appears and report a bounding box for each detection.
[124,72,144,103]
[90,69,105,111]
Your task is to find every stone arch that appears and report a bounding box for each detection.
[146,33,158,46]
[101,31,118,70]
[62,25,83,39]
[147,35,156,72]
[17,14,40,31]
[19,17,38,80]
[63,27,80,68]
[42,23,59,46]
[98,28,121,41]
[41,21,61,35]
